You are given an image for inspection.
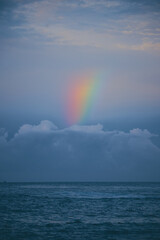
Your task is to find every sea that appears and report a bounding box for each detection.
[0,182,160,240]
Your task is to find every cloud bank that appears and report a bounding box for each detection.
[0,120,160,182]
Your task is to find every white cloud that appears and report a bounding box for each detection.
[68,123,103,133]
[129,128,155,137]
[0,121,160,181]
[15,120,58,136]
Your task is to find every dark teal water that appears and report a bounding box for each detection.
[0,182,160,240]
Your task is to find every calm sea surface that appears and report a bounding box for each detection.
[0,182,160,240]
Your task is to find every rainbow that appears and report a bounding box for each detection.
[66,72,103,125]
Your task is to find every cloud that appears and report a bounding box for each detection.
[9,0,160,52]
[68,123,103,133]
[0,121,160,181]
[15,120,58,136]
[0,128,8,145]
[129,128,155,137]
[79,0,121,9]
[117,42,160,51]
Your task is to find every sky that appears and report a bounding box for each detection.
[0,0,160,181]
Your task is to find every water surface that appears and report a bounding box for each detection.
[0,182,160,240]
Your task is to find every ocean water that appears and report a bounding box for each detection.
[0,182,160,240]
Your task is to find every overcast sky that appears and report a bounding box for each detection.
[0,0,160,181]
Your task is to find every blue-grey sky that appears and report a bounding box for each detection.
[0,0,160,181]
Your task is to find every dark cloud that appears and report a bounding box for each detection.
[0,120,160,182]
